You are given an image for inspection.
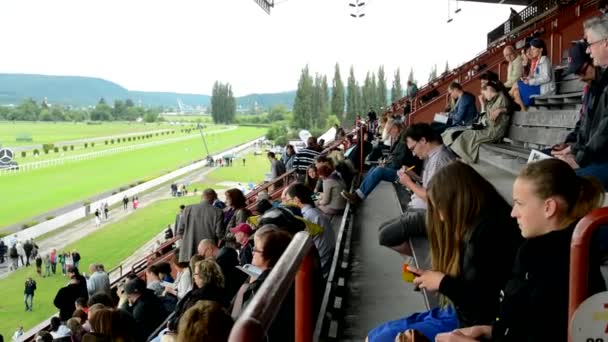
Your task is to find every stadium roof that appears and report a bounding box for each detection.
[461,0,534,5]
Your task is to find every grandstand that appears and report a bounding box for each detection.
[19,0,608,341]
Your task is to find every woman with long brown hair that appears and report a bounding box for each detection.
[223,188,251,231]
[437,159,606,342]
[367,161,522,342]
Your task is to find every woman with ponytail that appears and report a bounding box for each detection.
[367,161,522,341]
[437,158,606,342]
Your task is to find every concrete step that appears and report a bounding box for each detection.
[511,110,578,128]
[479,143,529,176]
[471,160,517,204]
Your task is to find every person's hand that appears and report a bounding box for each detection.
[435,331,478,342]
[398,171,414,189]
[557,153,580,169]
[164,285,176,295]
[408,266,445,292]
[448,325,493,339]
[522,78,529,85]
[551,144,571,156]
[489,109,502,122]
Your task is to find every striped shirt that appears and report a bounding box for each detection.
[292,147,321,173]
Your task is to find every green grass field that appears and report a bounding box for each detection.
[161,115,212,123]
[0,121,217,147]
[0,127,265,229]
[185,152,270,194]
[0,151,271,336]
[0,196,200,337]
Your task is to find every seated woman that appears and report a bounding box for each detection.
[511,38,555,111]
[444,80,512,163]
[163,252,193,302]
[232,225,294,341]
[436,159,606,342]
[367,161,523,342]
[315,160,347,216]
[176,300,233,342]
[304,164,320,192]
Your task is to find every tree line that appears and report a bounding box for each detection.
[210,81,236,124]
[293,63,417,130]
[0,98,162,122]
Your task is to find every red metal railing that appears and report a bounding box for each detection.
[568,207,608,341]
[229,231,316,342]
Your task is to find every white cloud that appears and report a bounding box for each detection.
[0,0,523,96]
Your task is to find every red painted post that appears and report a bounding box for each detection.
[295,252,315,342]
[568,208,608,342]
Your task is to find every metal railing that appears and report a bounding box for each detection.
[229,231,316,342]
[487,0,560,46]
[568,207,608,341]
[313,182,355,341]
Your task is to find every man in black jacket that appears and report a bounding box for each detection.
[342,121,421,205]
[552,20,608,191]
[24,277,36,311]
[552,37,608,190]
[120,277,168,342]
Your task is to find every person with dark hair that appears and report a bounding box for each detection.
[282,144,296,170]
[177,189,225,262]
[285,183,336,278]
[35,331,53,342]
[511,38,555,111]
[434,82,478,133]
[267,151,286,189]
[304,164,319,192]
[444,80,513,163]
[224,188,252,233]
[436,159,606,342]
[373,123,456,257]
[164,252,193,301]
[87,292,114,308]
[54,268,89,321]
[74,297,88,314]
[255,199,273,215]
[341,121,420,205]
[292,137,322,175]
[552,24,608,190]
[145,264,165,297]
[369,162,522,341]
[49,316,70,339]
[24,277,36,311]
[119,277,168,341]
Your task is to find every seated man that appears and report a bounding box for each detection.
[552,36,608,190]
[431,82,478,134]
[444,80,512,163]
[376,123,456,256]
[341,121,420,205]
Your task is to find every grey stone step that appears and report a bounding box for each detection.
[480,143,529,175]
[511,110,578,128]
[506,125,573,147]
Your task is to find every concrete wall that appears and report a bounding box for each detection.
[2,137,264,246]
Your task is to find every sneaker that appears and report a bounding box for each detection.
[341,191,361,205]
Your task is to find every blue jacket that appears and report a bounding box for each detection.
[449,92,477,127]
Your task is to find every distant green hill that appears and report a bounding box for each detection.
[0,73,294,109]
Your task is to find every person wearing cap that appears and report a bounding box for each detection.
[511,38,556,111]
[552,33,608,190]
[230,223,254,265]
[119,277,168,341]
[443,79,513,164]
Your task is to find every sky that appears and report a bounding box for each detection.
[0,0,523,96]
